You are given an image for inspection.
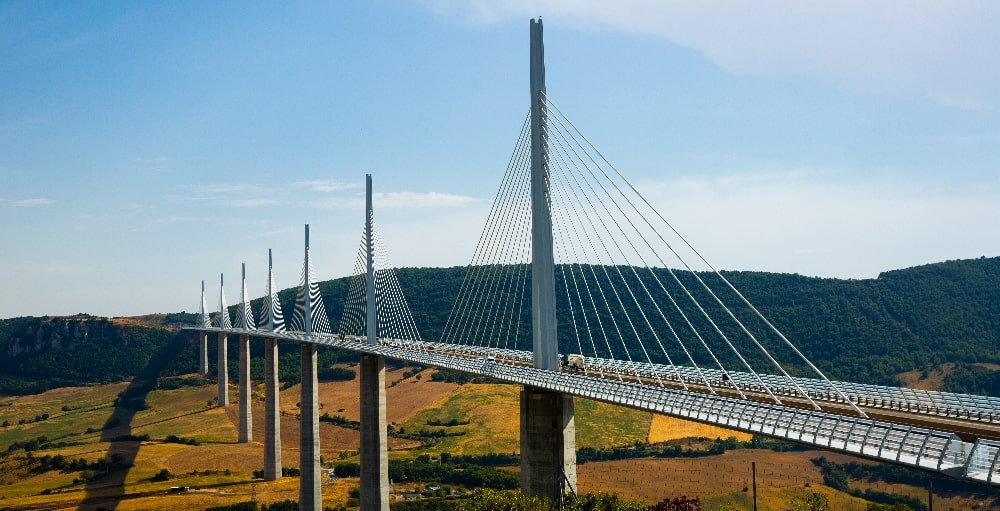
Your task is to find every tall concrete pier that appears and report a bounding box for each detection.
[238,333,252,443]
[262,249,283,480]
[217,273,230,407]
[263,336,281,480]
[199,280,210,375]
[521,17,577,501]
[521,388,576,500]
[237,263,253,443]
[217,332,228,406]
[360,174,390,510]
[199,332,209,375]
[299,343,321,510]
[298,226,322,511]
[360,355,388,509]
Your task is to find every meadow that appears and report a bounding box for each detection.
[0,367,980,510]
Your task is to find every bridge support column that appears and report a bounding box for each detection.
[217,333,229,407]
[299,343,321,510]
[199,332,209,375]
[263,336,282,480]
[360,354,389,510]
[520,386,576,502]
[238,334,252,443]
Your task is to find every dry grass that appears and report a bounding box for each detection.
[3,377,986,511]
[577,449,872,509]
[574,398,651,448]
[385,368,461,424]
[277,365,457,424]
[399,383,522,455]
[896,363,954,390]
[647,414,753,443]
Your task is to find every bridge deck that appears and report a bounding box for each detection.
[187,327,1000,487]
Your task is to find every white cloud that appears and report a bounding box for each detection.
[637,172,1000,278]
[4,198,55,207]
[374,191,479,209]
[315,191,480,210]
[292,180,359,193]
[421,0,1000,110]
[223,198,281,208]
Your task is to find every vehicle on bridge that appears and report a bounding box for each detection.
[564,354,586,371]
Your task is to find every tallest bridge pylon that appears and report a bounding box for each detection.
[521,17,578,502]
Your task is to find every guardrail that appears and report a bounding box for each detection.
[186,327,1000,486]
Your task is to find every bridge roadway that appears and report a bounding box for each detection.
[192,326,1000,487]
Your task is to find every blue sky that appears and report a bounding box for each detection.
[2,1,998,319]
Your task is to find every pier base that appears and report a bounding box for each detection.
[217,333,228,407]
[263,337,281,480]
[299,344,321,510]
[238,334,252,443]
[199,332,208,375]
[520,387,576,503]
[360,354,389,510]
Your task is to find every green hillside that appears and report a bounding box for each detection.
[2,257,998,396]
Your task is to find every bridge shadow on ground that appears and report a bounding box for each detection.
[74,333,190,511]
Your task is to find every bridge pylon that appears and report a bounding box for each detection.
[237,262,254,444]
[260,248,284,481]
[216,273,230,407]
[197,280,209,375]
[522,17,577,502]
[360,174,390,511]
[296,224,322,511]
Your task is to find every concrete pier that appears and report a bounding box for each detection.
[238,334,252,443]
[199,333,209,375]
[217,333,228,407]
[263,336,281,480]
[299,343,321,510]
[360,354,389,510]
[520,386,576,502]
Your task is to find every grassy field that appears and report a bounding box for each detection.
[0,374,986,510]
[647,414,752,444]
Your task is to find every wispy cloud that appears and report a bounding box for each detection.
[197,184,270,195]
[169,183,280,208]
[292,180,359,193]
[2,198,55,207]
[314,190,480,210]
[132,156,173,173]
[421,0,1000,110]
[375,191,479,209]
[224,198,281,208]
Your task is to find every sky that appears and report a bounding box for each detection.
[1,1,998,319]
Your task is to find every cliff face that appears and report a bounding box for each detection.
[0,316,186,395]
[7,318,92,357]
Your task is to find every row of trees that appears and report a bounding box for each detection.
[2,257,998,395]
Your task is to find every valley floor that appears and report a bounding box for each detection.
[0,369,994,510]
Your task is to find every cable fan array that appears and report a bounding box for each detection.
[339,211,423,346]
[441,92,861,414]
[289,242,333,335]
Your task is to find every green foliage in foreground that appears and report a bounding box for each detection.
[204,500,346,511]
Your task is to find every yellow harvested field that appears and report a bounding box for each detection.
[399,383,522,455]
[385,368,461,424]
[647,413,752,443]
[577,449,869,509]
[277,366,458,426]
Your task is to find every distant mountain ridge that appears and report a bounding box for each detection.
[1,257,997,396]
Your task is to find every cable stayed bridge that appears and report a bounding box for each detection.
[185,19,1000,511]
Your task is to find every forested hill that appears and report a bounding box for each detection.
[1,257,997,396]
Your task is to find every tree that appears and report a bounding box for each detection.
[646,496,701,511]
[790,492,830,511]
